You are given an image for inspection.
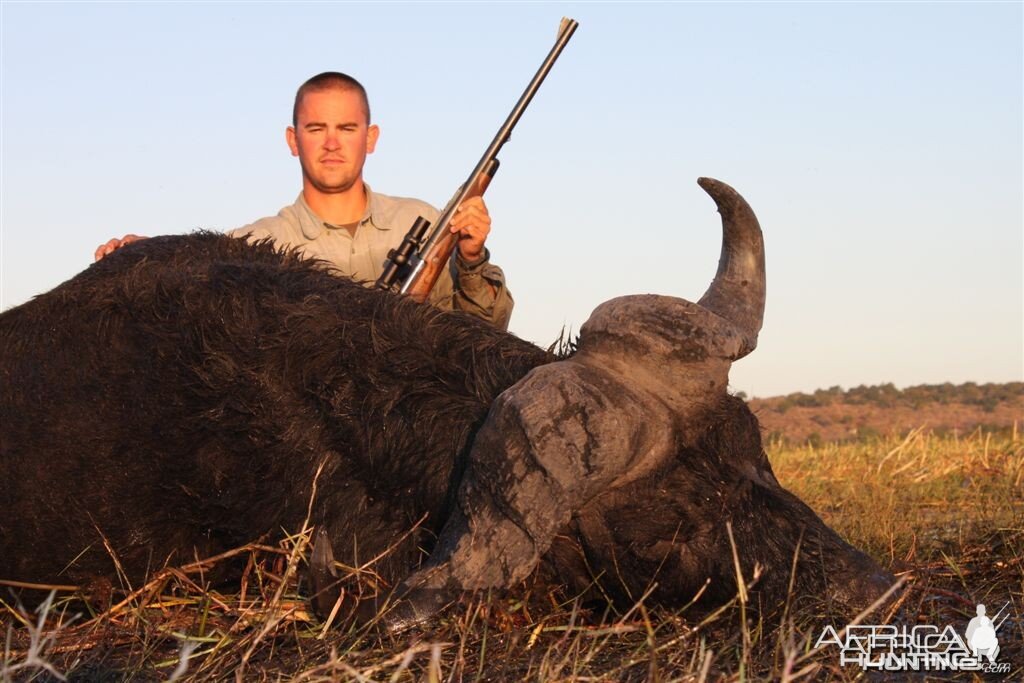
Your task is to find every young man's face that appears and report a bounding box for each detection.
[287,88,379,196]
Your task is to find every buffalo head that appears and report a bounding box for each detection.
[377,178,892,630]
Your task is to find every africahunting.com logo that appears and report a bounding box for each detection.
[815,601,1011,674]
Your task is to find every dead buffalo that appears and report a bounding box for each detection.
[0,178,891,630]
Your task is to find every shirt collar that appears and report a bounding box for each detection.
[295,184,389,241]
[363,183,390,231]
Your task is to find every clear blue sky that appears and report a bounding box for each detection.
[2,2,1021,397]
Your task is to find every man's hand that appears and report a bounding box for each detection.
[449,197,491,263]
[94,234,147,262]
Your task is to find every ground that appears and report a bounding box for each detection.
[2,426,1021,681]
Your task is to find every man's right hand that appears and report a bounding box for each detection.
[94,234,147,262]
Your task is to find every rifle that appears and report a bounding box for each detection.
[991,601,1010,632]
[375,17,579,300]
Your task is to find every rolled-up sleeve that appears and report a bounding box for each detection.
[426,250,513,330]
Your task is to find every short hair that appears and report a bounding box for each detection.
[292,72,371,127]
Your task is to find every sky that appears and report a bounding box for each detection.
[1,2,1021,398]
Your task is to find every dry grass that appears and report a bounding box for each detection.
[2,428,1021,681]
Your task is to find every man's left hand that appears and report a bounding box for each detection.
[449,196,491,263]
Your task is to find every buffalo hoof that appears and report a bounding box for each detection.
[309,528,341,621]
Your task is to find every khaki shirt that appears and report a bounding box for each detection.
[230,186,513,329]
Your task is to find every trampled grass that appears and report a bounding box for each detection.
[2,428,1021,681]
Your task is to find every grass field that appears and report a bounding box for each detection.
[3,427,1021,682]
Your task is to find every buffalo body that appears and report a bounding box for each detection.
[0,179,892,626]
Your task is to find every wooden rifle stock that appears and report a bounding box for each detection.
[402,160,498,303]
[375,17,578,300]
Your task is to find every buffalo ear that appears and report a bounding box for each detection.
[309,527,341,621]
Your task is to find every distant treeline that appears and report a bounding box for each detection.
[745,381,1023,413]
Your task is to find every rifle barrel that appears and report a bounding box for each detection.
[398,17,578,293]
[992,601,1010,631]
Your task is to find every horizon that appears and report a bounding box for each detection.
[2,2,1021,397]
[743,377,1022,401]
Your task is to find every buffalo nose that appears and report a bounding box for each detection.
[379,587,459,634]
[830,557,896,614]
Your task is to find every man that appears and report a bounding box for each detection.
[96,72,513,329]
[966,603,1000,663]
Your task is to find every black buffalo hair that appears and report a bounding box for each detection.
[0,233,551,593]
